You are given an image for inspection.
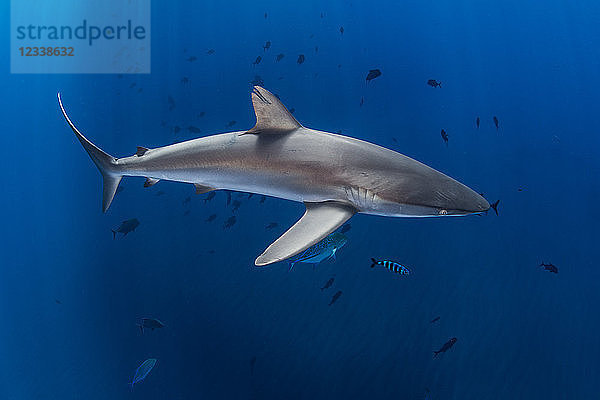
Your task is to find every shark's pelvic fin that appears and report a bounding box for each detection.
[136,146,150,156]
[244,86,302,135]
[58,93,122,212]
[194,183,215,194]
[144,177,160,187]
[255,202,355,266]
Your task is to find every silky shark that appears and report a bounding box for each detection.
[58,86,489,266]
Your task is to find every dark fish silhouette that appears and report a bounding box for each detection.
[204,192,216,203]
[129,83,136,88]
[250,356,257,375]
[366,69,382,82]
[476,116,480,128]
[315,46,319,53]
[264,12,267,19]
[186,56,197,62]
[441,129,448,145]
[259,195,266,203]
[434,337,457,358]
[427,79,442,88]
[329,290,342,306]
[232,200,242,212]
[540,262,558,274]
[226,120,237,128]
[265,222,278,229]
[112,218,140,239]
[493,116,499,130]
[340,224,351,234]
[297,54,305,64]
[181,77,189,84]
[276,53,285,62]
[207,49,215,55]
[360,97,364,107]
[136,317,165,334]
[339,26,344,35]
[263,41,271,51]
[182,196,191,205]
[55,298,62,305]
[168,96,176,111]
[205,214,217,222]
[490,200,499,216]
[321,277,334,291]
[198,111,205,117]
[226,192,232,206]
[430,316,441,323]
[253,56,262,66]
[251,75,264,86]
[223,216,237,229]
[188,126,201,134]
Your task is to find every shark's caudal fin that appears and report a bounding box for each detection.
[244,86,302,135]
[255,202,355,266]
[58,93,122,212]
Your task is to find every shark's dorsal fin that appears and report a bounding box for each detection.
[136,146,150,156]
[255,201,355,266]
[244,86,302,135]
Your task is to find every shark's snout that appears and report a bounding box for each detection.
[433,183,490,215]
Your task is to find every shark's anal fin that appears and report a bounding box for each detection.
[194,184,215,194]
[243,86,302,135]
[136,146,150,156]
[144,177,160,187]
[255,202,356,266]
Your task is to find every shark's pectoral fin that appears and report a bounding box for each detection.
[243,86,302,135]
[255,202,356,266]
[193,183,215,194]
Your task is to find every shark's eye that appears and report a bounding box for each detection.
[439,209,448,215]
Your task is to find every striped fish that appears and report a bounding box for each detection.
[370,258,410,275]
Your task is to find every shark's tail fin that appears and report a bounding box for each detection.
[58,93,122,212]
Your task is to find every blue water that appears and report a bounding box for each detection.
[1,1,599,399]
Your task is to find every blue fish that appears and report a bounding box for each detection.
[370,258,410,275]
[287,233,348,269]
[130,358,157,388]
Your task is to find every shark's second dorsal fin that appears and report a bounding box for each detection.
[244,86,302,135]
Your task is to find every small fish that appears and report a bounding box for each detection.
[198,111,205,117]
[168,96,176,111]
[321,277,334,291]
[232,200,242,212]
[250,356,257,375]
[130,359,157,388]
[370,258,410,275]
[490,200,499,216]
[433,337,457,358]
[188,126,201,133]
[329,290,342,306]
[226,120,237,128]
[539,262,558,274]
[136,318,165,334]
[204,192,216,203]
[339,26,344,35]
[112,218,140,239]
[129,82,136,89]
[315,46,319,53]
[427,79,442,88]
[476,116,480,129]
[186,56,197,62]
[264,12,267,19]
[226,192,232,206]
[441,129,448,145]
[251,75,264,86]
[253,56,262,66]
[297,54,305,64]
[360,97,364,107]
[493,116,499,130]
[288,233,348,269]
[276,53,285,62]
[366,69,381,82]
[223,216,237,229]
[340,224,351,234]
[259,195,266,203]
[55,299,62,305]
[182,196,191,205]
[430,316,441,323]
[181,77,189,84]
[205,213,217,222]
[263,41,271,51]
[206,49,215,55]
[265,222,278,229]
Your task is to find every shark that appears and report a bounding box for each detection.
[58,86,489,266]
